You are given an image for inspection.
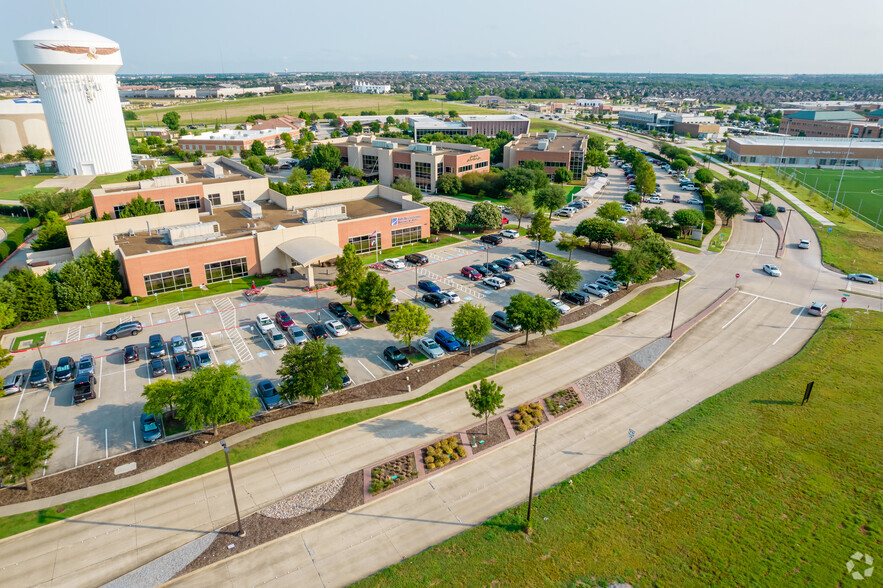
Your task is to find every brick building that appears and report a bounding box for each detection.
[779,111,881,138]
[177,127,289,155]
[459,114,530,137]
[725,136,883,169]
[503,131,588,180]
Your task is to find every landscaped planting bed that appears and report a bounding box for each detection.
[544,388,583,417]
[369,453,418,495]
[465,418,510,454]
[509,402,547,433]
[423,436,466,470]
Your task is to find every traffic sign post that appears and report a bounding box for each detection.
[735,273,740,287]
[841,296,847,308]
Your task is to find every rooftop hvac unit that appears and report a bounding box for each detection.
[408,143,436,154]
[303,204,347,223]
[547,130,557,142]
[204,162,224,178]
[241,201,262,219]
[537,139,549,151]
[371,140,395,149]
[167,222,222,246]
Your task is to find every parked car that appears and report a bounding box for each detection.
[383,346,411,370]
[72,372,96,403]
[170,335,187,355]
[461,266,481,281]
[384,257,406,270]
[307,323,328,339]
[148,334,166,358]
[485,261,503,274]
[522,249,547,262]
[173,353,191,372]
[3,372,26,395]
[777,206,786,213]
[480,234,503,246]
[471,264,492,277]
[808,302,828,317]
[341,373,353,387]
[798,239,811,249]
[647,197,663,204]
[763,263,782,277]
[554,208,576,218]
[289,325,308,345]
[340,314,363,331]
[189,331,207,351]
[194,351,213,369]
[324,320,347,337]
[582,283,610,297]
[417,279,441,293]
[511,253,530,265]
[495,273,515,285]
[268,327,288,350]
[417,337,445,359]
[257,380,282,410]
[491,310,520,332]
[328,301,348,318]
[77,353,95,376]
[596,276,621,291]
[561,291,590,306]
[483,276,506,290]
[54,356,75,383]
[495,258,517,271]
[256,313,274,334]
[539,258,557,267]
[686,198,703,205]
[422,292,448,308]
[617,217,629,225]
[275,310,295,330]
[104,321,143,340]
[434,329,462,352]
[500,229,519,239]
[594,281,618,294]
[547,298,570,314]
[440,290,460,303]
[140,413,162,443]
[405,253,429,265]
[672,194,681,203]
[150,358,167,377]
[847,273,878,284]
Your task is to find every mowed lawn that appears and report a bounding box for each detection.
[0,166,53,202]
[357,309,883,587]
[780,166,883,225]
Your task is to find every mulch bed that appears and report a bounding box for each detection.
[175,471,363,579]
[509,402,548,434]
[465,417,509,454]
[422,436,467,471]
[369,453,417,495]
[544,388,583,417]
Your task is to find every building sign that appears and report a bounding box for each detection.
[467,154,483,162]
[391,215,422,227]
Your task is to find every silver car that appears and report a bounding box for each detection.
[847,273,878,284]
[268,327,288,350]
[288,325,308,345]
[417,336,445,359]
[582,283,610,298]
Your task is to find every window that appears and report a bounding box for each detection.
[445,166,452,173]
[788,158,796,164]
[749,156,757,163]
[207,193,221,206]
[475,161,489,169]
[819,159,827,166]
[204,257,248,283]
[232,190,245,203]
[174,195,201,211]
[340,155,348,166]
[394,162,411,170]
[391,225,421,246]
[458,164,473,173]
[113,204,127,219]
[437,162,443,177]
[415,162,431,179]
[348,232,381,254]
[543,161,566,168]
[144,268,192,295]
[362,155,378,172]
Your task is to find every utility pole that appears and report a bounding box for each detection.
[526,426,539,526]
[783,209,793,242]
[219,440,245,537]
[668,278,684,339]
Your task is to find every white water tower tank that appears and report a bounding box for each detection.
[14,18,132,176]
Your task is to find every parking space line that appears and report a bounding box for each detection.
[98,356,103,398]
[721,296,758,330]
[75,436,79,467]
[377,355,396,371]
[738,292,804,307]
[773,307,805,345]
[358,360,376,380]
[13,388,26,420]
[105,429,108,459]
[757,237,764,255]
[42,387,52,412]
[133,420,138,449]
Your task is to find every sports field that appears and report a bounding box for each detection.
[780,167,883,224]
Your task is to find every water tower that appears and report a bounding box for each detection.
[14,17,132,176]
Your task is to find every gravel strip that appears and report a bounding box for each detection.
[260,475,347,519]
[630,338,672,369]
[103,531,216,588]
[576,362,622,405]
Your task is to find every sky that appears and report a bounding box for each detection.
[2,0,882,75]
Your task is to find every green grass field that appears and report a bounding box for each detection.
[778,167,883,226]
[357,308,883,587]
[0,166,55,202]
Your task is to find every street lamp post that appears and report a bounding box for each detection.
[668,278,684,339]
[219,440,245,537]
[755,168,765,202]
[526,426,539,526]
[783,209,793,242]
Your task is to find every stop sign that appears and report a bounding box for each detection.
[735,273,740,279]
[841,297,847,303]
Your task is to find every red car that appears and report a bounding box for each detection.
[501,216,509,225]
[275,310,294,330]
[461,266,481,281]
[754,213,764,223]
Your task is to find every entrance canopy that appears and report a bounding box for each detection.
[277,236,342,266]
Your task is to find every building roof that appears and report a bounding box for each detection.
[0,98,43,115]
[178,127,289,142]
[728,136,883,148]
[277,236,342,266]
[408,115,467,130]
[459,114,529,122]
[250,115,304,131]
[510,132,587,152]
[784,110,866,121]
[868,109,883,117]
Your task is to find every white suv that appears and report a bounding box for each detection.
[256,313,274,334]
[482,276,506,290]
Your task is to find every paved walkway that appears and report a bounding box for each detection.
[35,175,95,191]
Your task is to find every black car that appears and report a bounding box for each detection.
[561,291,591,306]
[521,249,547,262]
[485,262,503,274]
[383,346,411,370]
[495,258,516,271]
[377,307,397,324]
[72,373,96,404]
[148,334,166,358]
[123,345,139,364]
[54,356,75,383]
[104,321,143,340]
[405,253,429,265]
[173,353,191,372]
[341,313,363,331]
[471,263,491,277]
[496,272,516,285]
[480,234,503,246]
[593,171,609,177]
[150,358,167,377]
[30,359,51,388]
[307,323,328,339]
[777,206,786,213]
[491,311,519,332]
[422,292,448,308]
[328,301,348,318]
[539,258,557,267]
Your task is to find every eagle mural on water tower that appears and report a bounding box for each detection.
[34,43,119,59]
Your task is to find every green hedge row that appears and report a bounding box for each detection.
[701,190,716,234]
[0,217,40,262]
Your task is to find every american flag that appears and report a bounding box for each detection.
[369,231,377,247]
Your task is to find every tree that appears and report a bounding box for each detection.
[142,378,182,420]
[586,149,609,172]
[555,232,587,262]
[505,293,560,345]
[311,168,331,189]
[541,260,581,296]
[0,347,12,371]
[322,112,337,120]
[3,268,55,321]
[633,160,656,195]
[288,167,308,188]
[533,184,567,219]
[250,140,267,157]
[596,201,626,222]
[280,132,294,151]
[243,156,264,174]
[310,142,342,173]
[634,231,676,270]
[31,211,69,251]
[713,179,748,194]
[428,201,466,233]
[53,260,99,311]
[387,301,430,352]
[451,302,492,356]
[502,167,536,196]
[355,271,395,323]
[694,167,713,186]
[623,191,641,206]
[586,136,606,152]
[0,301,17,330]
[465,379,505,435]
[276,339,346,405]
[466,201,502,228]
[340,165,364,180]
[161,111,181,131]
[436,173,462,195]
[391,177,423,202]
[641,206,672,231]
[714,191,748,226]
[508,192,533,228]
[759,203,777,217]
[176,364,258,435]
[553,168,573,184]
[369,121,381,133]
[18,144,46,162]
[610,249,654,290]
[669,159,688,174]
[333,244,366,304]
[574,217,618,251]
[350,121,363,134]
[672,208,705,237]
[0,411,61,491]
[527,212,556,256]
[728,168,738,177]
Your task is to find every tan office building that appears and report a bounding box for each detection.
[0,98,52,156]
[503,131,588,180]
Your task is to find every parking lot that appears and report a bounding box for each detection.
[1,234,621,475]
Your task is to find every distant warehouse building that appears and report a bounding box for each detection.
[503,131,588,181]
[778,111,881,139]
[320,136,490,193]
[352,82,391,94]
[0,98,52,156]
[459,114,530,137]
[725,136,883,170]
[618,110,720,139]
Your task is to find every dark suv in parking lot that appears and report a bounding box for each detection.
[105,321,143,340]
[73,373,97,403]
[29,359,52,388]
[148,334,166,358]
[405,253,429,265]
[561,291,591,306]
[480,234,503,246]
[328,301,348,318]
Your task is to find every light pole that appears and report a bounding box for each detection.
[668,277,684,339]
[526,426,539,527]
[783,209,793,243]
[755,168,765,203]
[219,440,245,537]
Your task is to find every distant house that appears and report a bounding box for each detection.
[472,95,507,106]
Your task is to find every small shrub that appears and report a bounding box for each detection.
[457,446,466,458]
[424,455,434,464]
[122,296,135,304]
[427,462,436,470]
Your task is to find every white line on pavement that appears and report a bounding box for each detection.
[122,354,127,392]
[105,429,108,459]
[738,292,804,307]
[773,307,805,345]
[721,296,758,330]
[42,387,52,412]
[98,356,104,398]
[133,420,138,449]
[757,237,764,255]
[75,436,79,467]
[13,389,25,420]
[725,248,776,258]
[358,360,376,380]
